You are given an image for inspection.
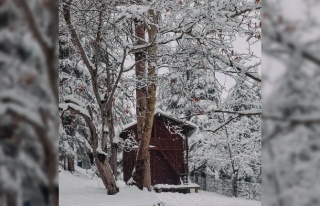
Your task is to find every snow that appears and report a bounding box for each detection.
[0,103,43,126]
[59,103,91,119]
[59,167,159,206]
[154,183,200,189]
[63,95,87,108]
[60,166,261,206]
[132,145,155,149]
[113,135,120,144]
[122,109,198,132]
[77,62,91,77]
[122,120,137,130]
[96,147,108,156]
[0,89,44,125]
[155,191,261,206]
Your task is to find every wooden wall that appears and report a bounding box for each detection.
[121,114,192,185]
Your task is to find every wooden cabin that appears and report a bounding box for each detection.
[120,110,197,186]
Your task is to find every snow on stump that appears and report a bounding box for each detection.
[154,183,200,194]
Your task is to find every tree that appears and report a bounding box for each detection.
[58,0,261,194]
[131,7,159,191]
[263,1,320,205]
[185,79,261,196]
[60,0,151,194]
[60,0,120,194]
[0,0,58,205]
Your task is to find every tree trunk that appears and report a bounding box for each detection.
[142,8,158,189]
[231,169,239,197]
[93,138,118,194]
[132,17,148,190]
[133,8,158,191]
[109,143,118,178]
[67,155,74,172]
[94,154,119,195]
[83,113,119,195]
[107,111,118,178]
[65,104,119,195]
[64,156,67,170]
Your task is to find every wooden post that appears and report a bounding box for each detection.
[157,188,162,193]
[195,187,199,193]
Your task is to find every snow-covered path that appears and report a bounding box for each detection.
[59,167,261,206]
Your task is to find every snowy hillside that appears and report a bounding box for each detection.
[59,166,261,206]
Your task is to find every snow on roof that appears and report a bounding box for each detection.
[122,109,198,132]
[122,120,137,130]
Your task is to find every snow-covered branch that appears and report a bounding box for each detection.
[164,120,186,139]
[59,103,91,120]
[205,115,241,134]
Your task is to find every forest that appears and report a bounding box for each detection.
[58,0,261,197]
[1,0,319,206]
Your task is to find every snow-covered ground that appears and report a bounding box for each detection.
[155,191,261,206]
[59,166,261,206]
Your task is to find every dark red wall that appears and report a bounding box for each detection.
[121,114,191,185]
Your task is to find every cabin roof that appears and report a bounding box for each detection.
[122,109,198,133]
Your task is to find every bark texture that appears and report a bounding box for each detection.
[132,9,158,191]
[84,111,119,195]
[132,18,148,190]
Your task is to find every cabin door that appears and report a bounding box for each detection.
[150,138,185,185]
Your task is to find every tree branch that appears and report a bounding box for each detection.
[62,0,95,75]
[205,115,241,134]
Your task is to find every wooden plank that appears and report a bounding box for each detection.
[158,150,181,176]
[154,186,200,190]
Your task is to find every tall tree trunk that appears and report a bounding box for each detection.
[142,8,158,189]
[132,18,148,190]
[132,8,158,191]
